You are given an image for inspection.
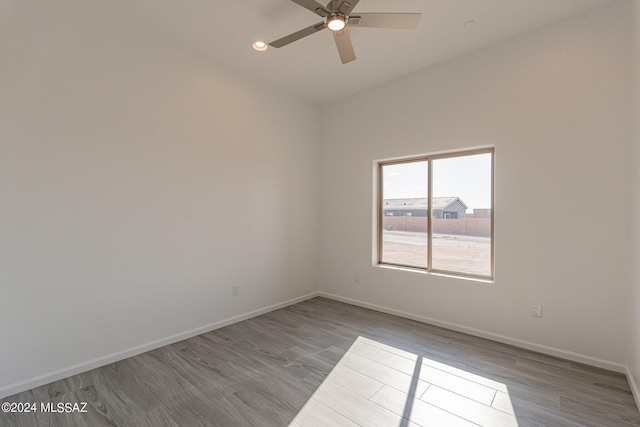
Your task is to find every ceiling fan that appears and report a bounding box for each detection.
[269,0,421,64]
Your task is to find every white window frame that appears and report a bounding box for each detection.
[376,147,494,281]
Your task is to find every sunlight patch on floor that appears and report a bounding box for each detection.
[290,336,518,427]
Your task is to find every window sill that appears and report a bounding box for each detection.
[375,263,494,284]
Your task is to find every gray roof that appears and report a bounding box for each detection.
[383,197,468,210]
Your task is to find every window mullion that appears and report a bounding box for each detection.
[427,158,433,271]
[377,163,384,265]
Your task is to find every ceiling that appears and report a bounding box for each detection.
[33,0,618,104]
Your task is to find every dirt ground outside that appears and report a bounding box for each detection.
[381,231,491,277]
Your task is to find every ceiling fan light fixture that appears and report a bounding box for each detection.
[327,14,347,32]
[269,0,422,65]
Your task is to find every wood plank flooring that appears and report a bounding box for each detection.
[1,297,639,426]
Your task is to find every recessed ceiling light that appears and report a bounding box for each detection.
[464,20,476,28]
[252,40,268,51]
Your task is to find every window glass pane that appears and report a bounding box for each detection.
[381,161,428,268]
[431,152,492,276]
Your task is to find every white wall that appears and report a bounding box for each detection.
[0,2,319,396]
[630,0,640,403]
[319,1,633,368]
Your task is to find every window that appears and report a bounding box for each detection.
[378,148,494,280]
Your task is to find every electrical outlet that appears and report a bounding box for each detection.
[232,285,240,296]
[531,305,543,318]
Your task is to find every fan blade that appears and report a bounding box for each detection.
[336,0,360,14]
[349,13,422,29]
[290,0,331,17]
[270,22,326,48]
[333,28,356,64]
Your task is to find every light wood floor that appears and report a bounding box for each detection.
[2,297,639,426]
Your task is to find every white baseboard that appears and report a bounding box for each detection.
[628,367,640,411]
[318,292,628,374]
[0,291,320,400]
